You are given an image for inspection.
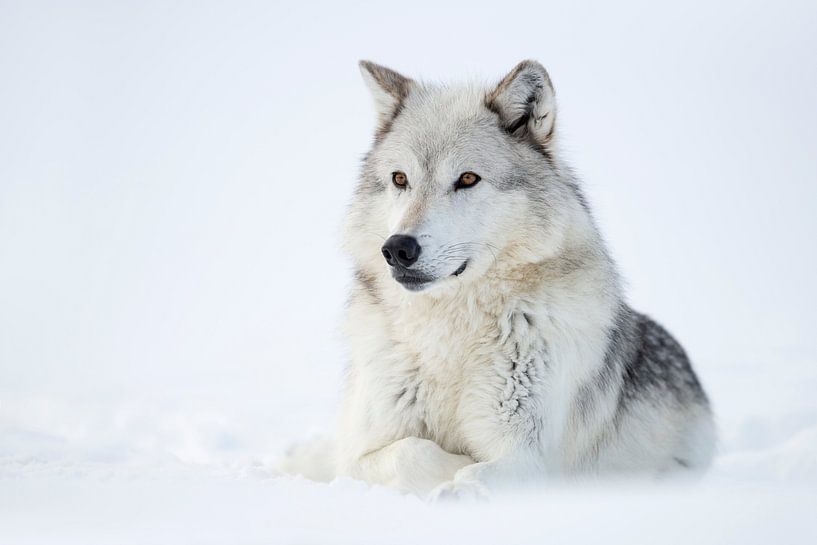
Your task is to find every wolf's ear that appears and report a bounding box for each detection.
[487,60,556,148]
[359,60,413,130]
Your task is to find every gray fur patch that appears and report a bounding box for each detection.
[606,305,709,408]
[354,269,381,304]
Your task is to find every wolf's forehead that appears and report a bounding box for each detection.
[405,84,489,121]
[390,84,497,158]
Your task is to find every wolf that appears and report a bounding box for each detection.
[281,60,715,500]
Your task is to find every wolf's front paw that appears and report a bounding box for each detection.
[428,477,489,503]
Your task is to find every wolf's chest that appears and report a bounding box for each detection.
[388,306,548,458]
[393,341,498,455]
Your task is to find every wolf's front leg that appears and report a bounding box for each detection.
[429,449,545,501]
[346,437,473,497]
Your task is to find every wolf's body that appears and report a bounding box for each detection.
[281,61,715,499]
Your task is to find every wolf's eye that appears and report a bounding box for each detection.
[455,172,481,189]
[392,171,408,188]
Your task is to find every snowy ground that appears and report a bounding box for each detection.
[2,1,817,543]
[2,353,817,544]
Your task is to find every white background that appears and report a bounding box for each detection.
[1,1,816,543]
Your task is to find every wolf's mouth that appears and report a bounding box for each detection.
[391,269,434,291]
[391,260,468,291]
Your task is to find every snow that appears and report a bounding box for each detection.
[2,477,815,545]
[2,356,816,544]
[2,0,817,543]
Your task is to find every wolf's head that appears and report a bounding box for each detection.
[345,61,591,296]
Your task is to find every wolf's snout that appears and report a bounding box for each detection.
[381,235,421,268]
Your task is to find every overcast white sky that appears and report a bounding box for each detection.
[1,0,815,408]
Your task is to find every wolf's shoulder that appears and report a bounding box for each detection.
[607,305,709,406]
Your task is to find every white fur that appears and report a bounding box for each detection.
[280,61,715,500]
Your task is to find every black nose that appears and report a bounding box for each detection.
[381,235,421,267]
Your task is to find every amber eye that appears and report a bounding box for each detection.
[392,171,408,188]
[455,171,481,189]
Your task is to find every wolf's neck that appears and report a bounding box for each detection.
[482,207,620,310]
